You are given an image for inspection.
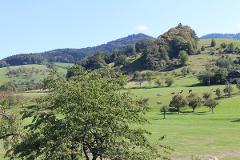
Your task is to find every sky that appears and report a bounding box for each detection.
[1,0,240,59]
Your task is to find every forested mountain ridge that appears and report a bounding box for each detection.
[0,33,153,67]
[201,33,240,39]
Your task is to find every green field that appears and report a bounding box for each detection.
[199,39,240,48]
[0,63,73,86]
[129,77,240,159]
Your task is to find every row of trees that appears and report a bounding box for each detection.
[207,39,240,54]
[132,71,174,87]
[160,92,219,119]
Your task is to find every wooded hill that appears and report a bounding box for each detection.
[0,33,153,67]
[73,24,199,74]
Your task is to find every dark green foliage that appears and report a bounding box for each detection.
[216,56,233,69]
[165,77,174,87]
[224,43,235,53]
[0,92,20,142]
[215,88,221,99]
[135,39,155,53]
[204,98,219,113]
[223,83,233,97]
[198,67,228,85]
[236,79,240,91]
[186,93,202,112]
[141,41,169,70]
[154,79,163,87]
[181,67,191,77]
[179,50,189,66]
[220,42,227,48]
[210,39,216,47]
[138,24,198,71]
[160,24,199,56]
[114,55,129,67]
[66,64,86,79]
[79,53,108,70]
[0,82,17,92]
[120,45,136,56]
[202,92,212,100]
[169,94,187,114]
[160,105,169,119]
[2,54,44,66]
[198,70,215,86]
[133,71,144,87]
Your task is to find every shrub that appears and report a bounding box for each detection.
[224,84,233,97]
[154,79,163,87]
[215,88,221,99]
[165,77,174,87]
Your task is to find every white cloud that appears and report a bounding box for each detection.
[135,25,149,32]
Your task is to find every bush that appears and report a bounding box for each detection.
[224,84,233,97]
[165,77,174,87]
[154,79,163,87]
[179,50,189,66]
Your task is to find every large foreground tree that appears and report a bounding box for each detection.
[7,69,169,160]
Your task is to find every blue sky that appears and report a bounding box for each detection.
[1,0,240,59]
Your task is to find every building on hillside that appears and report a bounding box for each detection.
[227,70,240,83]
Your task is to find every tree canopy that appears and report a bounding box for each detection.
[6,69,168,160]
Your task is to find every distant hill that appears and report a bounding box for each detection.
[0,33,153,67]
[201,33,240,39]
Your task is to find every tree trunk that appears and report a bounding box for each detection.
[92,155,97,160]
[163,112,166,119]
[71,154,78,160]
[83,145,89,160]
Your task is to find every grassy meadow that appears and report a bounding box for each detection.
[129,76,240,160]
[0,63,73,86]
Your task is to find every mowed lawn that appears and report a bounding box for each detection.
[129,77,240,160]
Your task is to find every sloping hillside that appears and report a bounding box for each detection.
[0,34,153,67]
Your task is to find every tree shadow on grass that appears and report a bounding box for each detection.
[157,111,210,118]
[180,111,209,115]
[231,119,240,122]
[128,86,166,90]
